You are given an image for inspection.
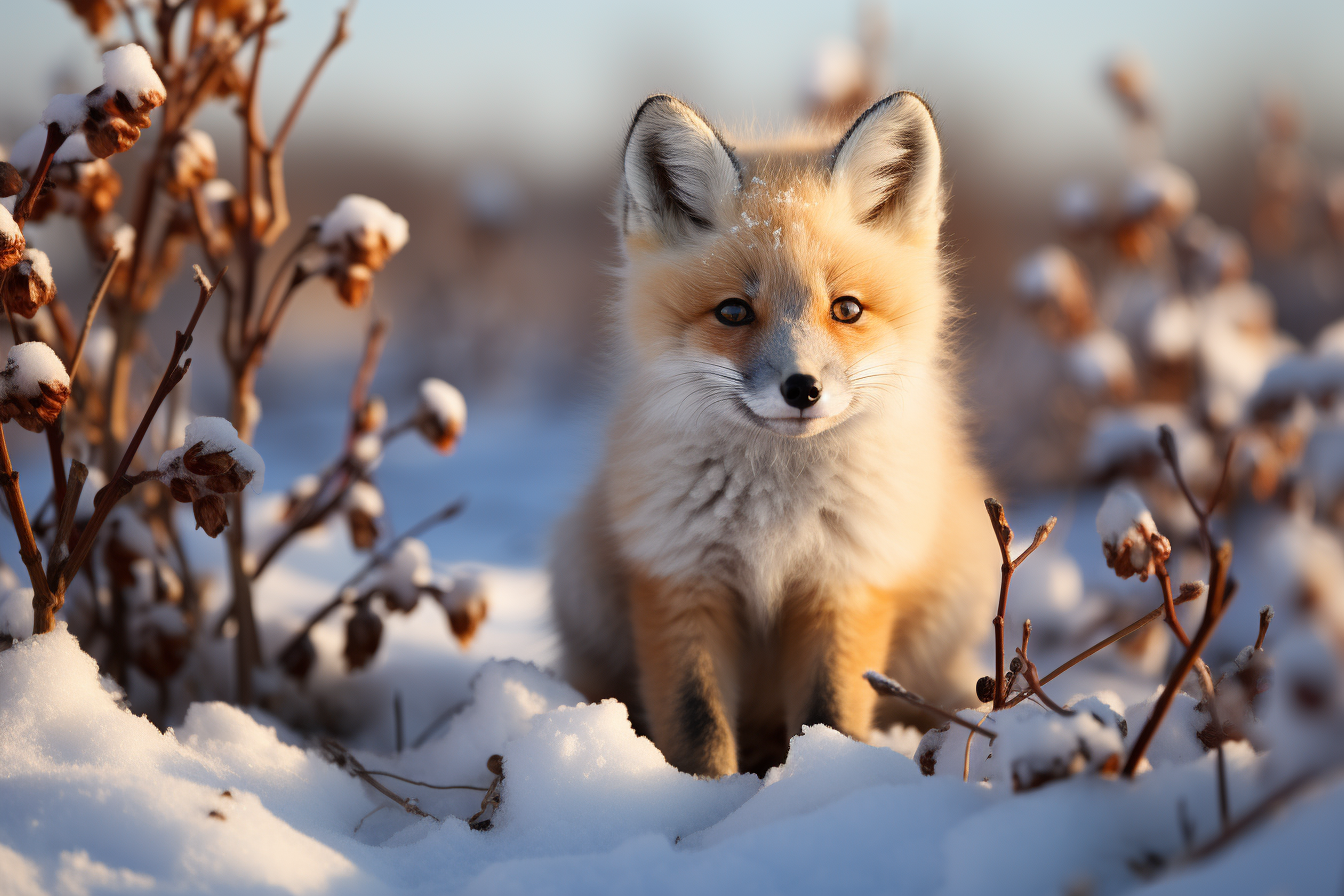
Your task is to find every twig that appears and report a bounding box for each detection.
[1123,543,1235,777]
[13,124,67,227]
[1016,635,1075,717]
[963,715,987,782]
[394,691,404,754]
[55,266,221,598]
[1184,766,1343,861]
[411,698,470,749]
[1154,554,1191,649]
[1192,660,1229,829]
[319,738,438,821]
[0,425,58,634]
[274,498,466,659]
[1254,605,1273,651]
[361,770,487,792]
[44,460,87,589]
[985,498,1057,708]
[1005,583,1204,708]
[864,670,998,740]
[67,247,121,383]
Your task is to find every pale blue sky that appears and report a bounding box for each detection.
[6,0,1343,176]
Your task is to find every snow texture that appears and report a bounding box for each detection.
[344,480,385,517]
[101,44,166,105]
[0,586,33,640]
[318,194,410,254]
[39,94,88,135]
[1,205,19,241]
[419,377,467,429]
[366,538,432,608]
[1067,328,1134,394]
[4,341,69,394]
[20,247,53,289]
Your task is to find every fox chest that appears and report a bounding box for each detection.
[610,448,890,612]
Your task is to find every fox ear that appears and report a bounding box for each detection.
[621,95,742,242]
[829,92,943,239]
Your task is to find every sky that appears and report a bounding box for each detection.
[5,0,1343,178]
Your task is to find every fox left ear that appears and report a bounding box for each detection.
[829,92,943,240]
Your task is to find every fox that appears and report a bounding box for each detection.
[550,92,1001,778]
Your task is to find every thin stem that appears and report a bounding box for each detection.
[0,425,57,633]
[1193,660,1230,830]
[1155,558,1191,649]
[319,738,437,821]
[864,670,998,740]
[1015,647,1075,716]
[67,247,120,383]
[13,125,67,227]
[361,771,488,792]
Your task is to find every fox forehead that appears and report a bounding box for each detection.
[621,160,942,358]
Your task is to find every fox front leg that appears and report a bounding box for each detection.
[780,584,901,739]
[629,575,741,777]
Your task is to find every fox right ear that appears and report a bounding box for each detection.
[621,95,742,242]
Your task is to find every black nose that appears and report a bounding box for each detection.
[781,373,821,410]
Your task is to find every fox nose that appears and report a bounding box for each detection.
[781,373,821,410]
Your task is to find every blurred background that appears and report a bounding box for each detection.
[4,0,1344,568]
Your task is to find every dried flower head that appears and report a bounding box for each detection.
[166,130,218,199]
[317,195,408,307]
[3,248,57,319]
[0,206,25,272]
[333,263,373,308]
[1123,162,1198,228]
[344,481,384,552]
[192,493,229,538]
[1096,484,1171,581]
[0,342,71,433]
[0,163,24,199]
[344,603,383,670]
[415,378,466,454]
[80,45,167,160]
[354,395,387,436]
[437,570,489,647]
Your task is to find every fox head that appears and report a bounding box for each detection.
[616,92,950,438]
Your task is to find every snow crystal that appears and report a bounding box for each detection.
[182,416,265,491]
[344,480,384,517]
[418,378,466,429]
[101,44,166,105]
[318,195,409,254]
[5,341,69,394]
[0,587,34,639]
[40,94,88,135]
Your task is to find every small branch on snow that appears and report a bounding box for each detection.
[985,498,1057,709]
[319,738,438,822]
[865,670,998,740]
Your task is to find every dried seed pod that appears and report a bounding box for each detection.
[354,395,387,436]
[343,603,383,670]
[486,754,504,776]
[0,162,22,198]
[0,207,24,272]
[447,595,488,647]
[279,632,317,680]
[183,441,236,476]
[334,263,372,308]
[3,248,57,319]
[1096,485,1171,582]
[204,466,252,495]
[192,493,229,538]
[344,481,384,552]
[415,379,467,455]
[168,477,196,504]
[165,129,217,199]
[82,102,141,159]
[348,508,378,551]
[0,342,71,432]
[975,675,995,704]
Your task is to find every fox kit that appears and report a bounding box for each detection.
[551,92,1000,777]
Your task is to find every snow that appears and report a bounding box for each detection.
[0,204,17,241]
[1067,328,1135,395]
[101,44,166,108]
[318,195,410,256]
[40,93,88,135]
[0,586,33,640]
[4,341,69,394]
[19,247,53,289]
[345,480,385,517]
[419,377,467,430]
[111,223,135,259]
[9,124,96,172]
[366,538,433,610]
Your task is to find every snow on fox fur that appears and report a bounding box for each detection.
[551,93,1000,777]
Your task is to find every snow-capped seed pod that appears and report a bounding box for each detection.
[1095,484,1171,581]
[0,207,24,272]
[318,195,409,272]
[284,474,320,519]
[1013,246,1093,340]
[204,466,252,495]
[1123,162,1198,228]
[99,44,166,119]
[192,493,229,538]
[1066,330,1136,402]
[370,538,432,613]
[334,263,373,308]
[353,395,387,436]
[279,631,317,680]
[64,159,122,223]
[343,603,383,670]
[2,248,57,319]
[415,378,466,454]
[131,604,191,681]
[183,441,237,477]
[352,432,382,468]
[0,162,23,198]
[438,570,489,647]
[344,480,384,552]
[0,342,71,432]
[166,130,217,199]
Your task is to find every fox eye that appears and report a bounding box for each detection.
[714,299,755,326]
[831,296,863,323]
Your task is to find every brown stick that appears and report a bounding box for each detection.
[1005,584,1204,708]
[55,266,221,596]
[864,670,999,740]
[44,460,87,589]
[1016,646,1075,716]
[1185,766,1341,861]
[1254,605,1273,651]
[12,124,67,227]
[1192,660,1230,829]
[1123,542,1235,777]
[67,247,120,383]
[985,498,1057,709]
[1155,557,1191,649]
[319,738,438,821]
[0,425,58,634]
